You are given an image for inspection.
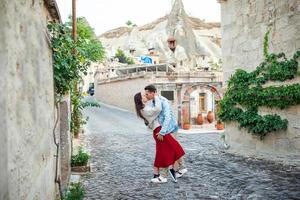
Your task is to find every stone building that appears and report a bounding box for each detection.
[95,0,223,127]
[0,0,68,199]
[219,0,300,164]
[95,64,223,127]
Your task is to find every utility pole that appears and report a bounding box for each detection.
[72,0,78,93]
[72,0,77,42]
[71,0,77,158]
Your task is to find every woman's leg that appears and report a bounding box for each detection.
[154,167,159,176]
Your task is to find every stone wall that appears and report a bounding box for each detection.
[96,77,151,112]
[59,96,71,191]
[220,0,300,164]
[0,0,60,199]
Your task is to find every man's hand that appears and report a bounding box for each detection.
[156,133,164,141]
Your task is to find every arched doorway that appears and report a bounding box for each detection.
[181,84,222,126]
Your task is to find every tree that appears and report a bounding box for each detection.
[126,20,133,26]
[48,17,104,136]
[125,20,137,27]
[115,49,134,65]
[67,16,105,62]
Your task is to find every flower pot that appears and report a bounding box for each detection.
[215,122,224,130]
[197,113,203,125]
[183,123,190,130]
[207,111,214,123]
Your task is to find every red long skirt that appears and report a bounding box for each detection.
[153,126,185,168]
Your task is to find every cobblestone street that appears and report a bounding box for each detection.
[81,104,300,200]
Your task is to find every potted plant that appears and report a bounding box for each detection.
[71,147,90,173]
[215,120,224,130]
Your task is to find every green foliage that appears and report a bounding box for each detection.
[62,182,85,200]
[48,18,104,98]
[218,31,300,139]
[71,90,100,136]
[71,147,90,167]
[126,20,133,26]
[49,17,104,137]
[115,49,135,65]
[125,20,137,27]
[69,17,95,39]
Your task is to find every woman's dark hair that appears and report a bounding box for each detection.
[134,92,149,125]
[144,84,157,93]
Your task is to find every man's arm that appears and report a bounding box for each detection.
[159,99,172,136]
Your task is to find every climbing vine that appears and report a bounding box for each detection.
[218,31,300,139]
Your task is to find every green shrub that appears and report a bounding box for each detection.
[71,147,90,167]
[62,182,85,200]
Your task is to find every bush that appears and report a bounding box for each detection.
[62,182,85,200]
[71,147,90,167]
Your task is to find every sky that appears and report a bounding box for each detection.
[56,0,221,35]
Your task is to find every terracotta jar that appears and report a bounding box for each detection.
[197,113,203,125]
[207,111,214,123]
[215,121,224,130]
[183,123,190,130]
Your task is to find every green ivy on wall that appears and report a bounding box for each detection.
[217,31,300,139]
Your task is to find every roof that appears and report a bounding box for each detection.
[43,0,62,22]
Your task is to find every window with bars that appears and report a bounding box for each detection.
[161,91,174,101]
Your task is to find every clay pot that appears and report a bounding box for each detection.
[197,113,203,125]
[207,111,214,123]
[215,122,224,130]
[182,123,190,130]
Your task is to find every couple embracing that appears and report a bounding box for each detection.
[134,85,187,183]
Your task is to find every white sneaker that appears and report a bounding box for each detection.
[151,175,167,183]
[176,168,188,178]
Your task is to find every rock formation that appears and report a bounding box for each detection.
[99,0,221,71]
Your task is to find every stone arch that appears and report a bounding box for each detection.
[181,84,222,125]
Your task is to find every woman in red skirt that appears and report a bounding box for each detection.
[134,92,185,183]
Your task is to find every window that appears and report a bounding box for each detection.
[199,93,206,112]
[161,91,174,101]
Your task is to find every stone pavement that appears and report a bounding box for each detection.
[80,103,300,200]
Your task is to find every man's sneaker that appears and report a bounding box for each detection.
[168,168,178,183]
[151,175,167,183]
[176,168,188,178]
[179,168,188,175]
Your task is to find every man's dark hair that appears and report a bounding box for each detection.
[144,84,157,93]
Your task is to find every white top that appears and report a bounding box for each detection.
[141,96,161,130]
